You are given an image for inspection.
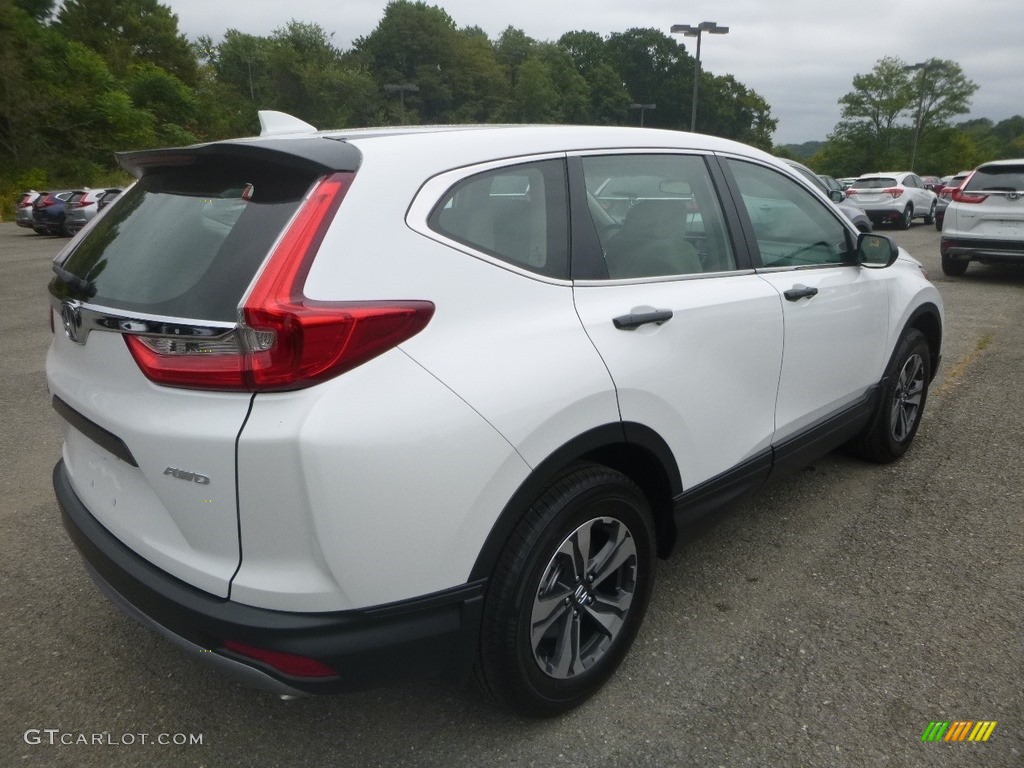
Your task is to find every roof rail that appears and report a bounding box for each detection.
[257,110,318,137]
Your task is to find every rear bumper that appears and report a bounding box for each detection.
[54,459,485,694]
[940,236,1024,263]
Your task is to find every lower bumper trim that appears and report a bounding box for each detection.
[54,459,485,694]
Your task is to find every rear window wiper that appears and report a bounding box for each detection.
[52,264,96,298]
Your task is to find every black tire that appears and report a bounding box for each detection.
[941,252,969,276]
[899,205,913,229]
[923,201,936,225]
[850,329,931,463]
[477,463,655,717]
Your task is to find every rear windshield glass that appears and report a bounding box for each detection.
[966,165,1024,192]
[851,178,897,189]
[51,159,316,322]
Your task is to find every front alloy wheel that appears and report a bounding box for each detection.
[850,328,931,462]
[890,351,926,444]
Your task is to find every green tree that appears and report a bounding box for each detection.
[213,29,275,103]
[495,26,535,89]
[902,58,977,168]
[835,55,979,171]
[557,31,630,125]
[512,57,559,122]
[837,55,911,163]
[126,61,198,139]
[15,0,54,22]
[605,28,688,129]
[536,43,589,122]
[0,0,52,164]
[56,0,198,85]
[697,74,776,149]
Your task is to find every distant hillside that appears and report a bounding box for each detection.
[781,141,825,159]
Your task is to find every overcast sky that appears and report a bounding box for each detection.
[167,0,1022,144]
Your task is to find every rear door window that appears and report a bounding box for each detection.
[51,161,317,322]
[580,154,736,278]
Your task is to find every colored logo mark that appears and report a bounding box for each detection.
[921,721,997,742]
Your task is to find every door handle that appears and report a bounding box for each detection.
[784,284,818,302]
[613,309,674,330]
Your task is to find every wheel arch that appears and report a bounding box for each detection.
[903,302,943,381]
[469,423,682,582]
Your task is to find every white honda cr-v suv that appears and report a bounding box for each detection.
[47,113,943,716]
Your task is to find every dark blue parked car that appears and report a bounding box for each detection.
[31,190,74,236]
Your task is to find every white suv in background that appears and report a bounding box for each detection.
[47,114,943,716]
[939,158,1024,276]
[845,172,938,229]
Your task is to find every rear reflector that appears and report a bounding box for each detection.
[222,640,337,678]
[125,172,434,392]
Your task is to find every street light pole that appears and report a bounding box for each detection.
[902,62,930,172]
[671,21,729,133]
[629,103,656,126]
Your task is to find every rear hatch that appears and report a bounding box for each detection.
[64,191,88,224]
[47,138,361,597]
[847,177,900,205]
[950,162,1024,239]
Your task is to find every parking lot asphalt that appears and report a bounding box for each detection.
[1,221,1021,767]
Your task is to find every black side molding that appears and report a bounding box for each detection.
[51,396,139,467]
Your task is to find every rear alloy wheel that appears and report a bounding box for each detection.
[899,205,913,229]
[851,329,931,462]
[924,201,936,225]
[478,464,655,717]
[941,252,969,276]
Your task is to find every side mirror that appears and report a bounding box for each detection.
[857,232,899,268]
[830,190,845,203]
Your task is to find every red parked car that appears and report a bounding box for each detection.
[934,171,971,231]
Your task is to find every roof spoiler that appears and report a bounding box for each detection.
[258,110,318,137]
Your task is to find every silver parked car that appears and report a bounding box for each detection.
[16,191,40,229]
[64,189,107,235]
[940,159,1024,276]
[845,172,938,229]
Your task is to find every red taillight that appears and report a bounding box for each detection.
[950,172,986,203]
[18,198,33,209]
[222,640,337,677]
[884,187,904,199]
[73,198,94,208]
[38,195,57,208]
[125,172,435,392]
[952,189,988,204]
